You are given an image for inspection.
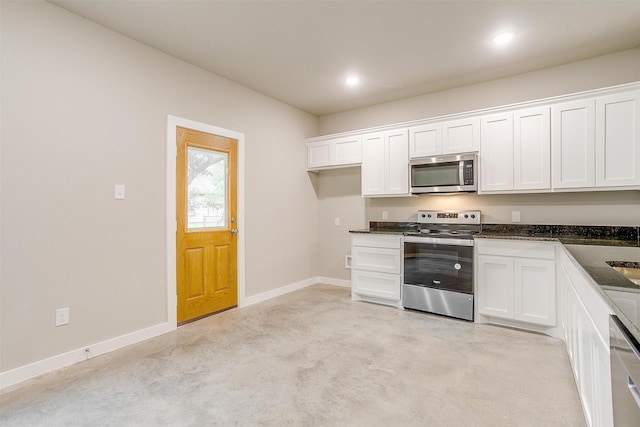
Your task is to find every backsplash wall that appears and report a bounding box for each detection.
[366,191,640,226]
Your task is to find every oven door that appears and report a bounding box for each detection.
[403,237,474,294]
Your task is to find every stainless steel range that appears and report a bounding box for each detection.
[402,210,481,321]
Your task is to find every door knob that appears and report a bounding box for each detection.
[231,228,238,235]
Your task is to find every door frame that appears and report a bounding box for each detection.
[166,115,246,326]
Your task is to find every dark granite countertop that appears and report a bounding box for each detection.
[561,244,640,343]
[477,224,639,247]
[351,222,640,247]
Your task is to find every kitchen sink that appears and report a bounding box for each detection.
[607,261,640,286]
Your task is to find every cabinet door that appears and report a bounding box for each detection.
[409,123,441,158]
[352,269,401,301]
[477,255,514,319]
[514,258,556,326]
[333,135,362,166]
[480,112,514,192]
[551,99,596,189]
[442,117,480,154]
[386,129,409,195]
[514,107,551,190]
[596,90,640,187]
[361,132,386,196]
[307,140,331,169]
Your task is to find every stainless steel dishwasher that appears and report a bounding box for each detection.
[610,315,640,425]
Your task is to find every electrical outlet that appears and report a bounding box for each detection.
[512,211,521,223]
[56,308,69,326]
[382,211,389,220]
[334,217,340,226]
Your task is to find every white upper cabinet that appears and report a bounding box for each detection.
[409,123,441,158]
[362,129,409,197]
[552,88,640,190]
[307,135,361,170]
[514,107,551,190]
[307,140,331,169]
[552,99,596,189]
[306,83,638,193]
[595,90,640,187]
[480,112,514,192]
[480,107,550,193]
[410,117,479,158]
[361,132,386,195]
[442,117,480,154]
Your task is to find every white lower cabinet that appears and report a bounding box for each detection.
[351,234,403,308]
[476,239,556,327]
[559,248,613,427]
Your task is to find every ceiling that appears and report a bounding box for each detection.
[49,0,640,116]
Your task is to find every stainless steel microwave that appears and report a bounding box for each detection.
[410,153,477,194]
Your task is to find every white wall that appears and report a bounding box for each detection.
[0,1,318,373]
[315,48,640,281]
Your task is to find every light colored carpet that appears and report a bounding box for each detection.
[1,284,585,426]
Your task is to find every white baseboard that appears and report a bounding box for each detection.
[239,277,317,307]
[0,322,175,390]
[239,276,351,307]
[2,276,351,390]
[317,276,351,288]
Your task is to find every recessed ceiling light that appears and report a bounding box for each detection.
[491,32,514,46]
[344,76,360,87]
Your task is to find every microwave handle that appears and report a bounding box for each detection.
[459,161,464,185]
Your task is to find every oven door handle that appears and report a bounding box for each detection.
[403,236,474,247]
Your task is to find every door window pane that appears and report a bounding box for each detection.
[187,147,227,229]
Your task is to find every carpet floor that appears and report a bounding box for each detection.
[1,284,585,426]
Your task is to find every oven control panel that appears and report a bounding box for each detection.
[417,210,481,225]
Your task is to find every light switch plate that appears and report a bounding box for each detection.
[511,211,521,223]
[115,184,125,200]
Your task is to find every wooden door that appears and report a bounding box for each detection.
[176,127,238,324]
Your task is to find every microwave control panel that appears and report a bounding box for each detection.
[463,160,474,185]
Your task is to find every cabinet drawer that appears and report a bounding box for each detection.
[351,234,402,249]
[352,269,401,301]
[351,246,401,274]
[476,239,556,259]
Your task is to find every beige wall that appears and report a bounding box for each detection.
[318,48,640,135]
[365,192,640,226]
[315,49,640,281]
[0,1,318,371]
[313,168,365,280]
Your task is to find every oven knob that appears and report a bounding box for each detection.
[421,213,426,218]
[471,214,476,219]
[427,214,432,218]
[464,214,469,219]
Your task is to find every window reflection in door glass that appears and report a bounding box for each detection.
[187,147,227,229]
